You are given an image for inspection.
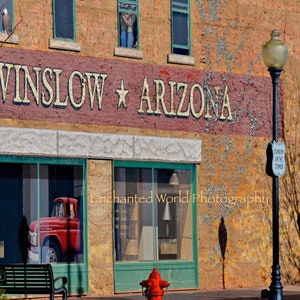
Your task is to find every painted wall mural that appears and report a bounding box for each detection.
[0,48,279,138]
[0,163,84,265]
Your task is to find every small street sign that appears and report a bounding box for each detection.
[271,141,286,177]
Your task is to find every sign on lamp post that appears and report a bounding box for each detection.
[271,141,286,177]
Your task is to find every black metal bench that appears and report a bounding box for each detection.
[0,264,67,300]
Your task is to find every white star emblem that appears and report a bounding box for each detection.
[116,80,129,109]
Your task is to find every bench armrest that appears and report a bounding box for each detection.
[54,276,68,288]
[0,269,6,284]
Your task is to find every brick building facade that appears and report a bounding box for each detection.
[0,0,299,297]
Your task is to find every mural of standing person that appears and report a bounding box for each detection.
[127,14,136,48]
[122,13,136,48]
[120,13,128,47]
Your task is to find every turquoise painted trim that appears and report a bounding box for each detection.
[115,261,197,292]
[73,0,76,40]
[11,0,14,29]
[0,155,84,165]
[188,0,191,55]
[37,163,41,262]
[191,164,199,286]
[151,167,156,260]
[51,263,88,295]
[114,160,193,170]
[82,159,89,294]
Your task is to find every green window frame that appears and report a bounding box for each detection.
[0,155,88,295]
[118,0,139,48]
[113,160,198,292]
[171,0,190,55]
[0,0,14,34]
[53,0,76,41]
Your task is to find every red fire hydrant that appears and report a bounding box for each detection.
[140,268,169,300]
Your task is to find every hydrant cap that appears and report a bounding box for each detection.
[149,268,161,280]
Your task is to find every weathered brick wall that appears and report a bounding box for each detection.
[2,0,300,295]
[14,0,52,50]
[8,1,296,74]
[197,135,272,289]
[193,0,300,290]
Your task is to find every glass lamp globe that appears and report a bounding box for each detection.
[262,30,288,68]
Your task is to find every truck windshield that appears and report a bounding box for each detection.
[51,202,64,218]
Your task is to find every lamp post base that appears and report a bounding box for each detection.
[261,265,284,300]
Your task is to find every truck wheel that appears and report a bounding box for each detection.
[42,241,61,263]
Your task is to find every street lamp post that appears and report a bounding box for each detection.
[261,30,288,300]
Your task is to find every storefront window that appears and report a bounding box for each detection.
[0,160,85,264]
[114,165,193,262]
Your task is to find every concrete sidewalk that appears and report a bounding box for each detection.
[75,285,300,300]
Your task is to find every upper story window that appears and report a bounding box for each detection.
[0,1,13,35]
[118,0,138,49]
[53,0,75,41]
[171,0,190,56]
[49,0,80,51]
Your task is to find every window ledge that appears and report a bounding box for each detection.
[114,47,144,59]
[167,54,195,66]
[48,39,81,52]
[0,32,19,44]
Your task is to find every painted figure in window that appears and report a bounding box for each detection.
[69,204,75,219]
[120,12,136,48]
[120,13,127,47]
[2,8,12,35]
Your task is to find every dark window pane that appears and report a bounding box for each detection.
[173,48,189,55]
[173,0,188,4]
[54,0,74,40]
[173,12,188,46]
[0,163,23,263]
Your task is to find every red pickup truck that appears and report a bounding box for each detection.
[28,197,81,263]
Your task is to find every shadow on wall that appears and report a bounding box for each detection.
[218,216,227,289]
[18,215,30,264]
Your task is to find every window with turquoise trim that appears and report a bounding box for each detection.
[114,165,193,262]
[0,0,13,34]
[0,161,84,264]
[118,0,138,48]
[53,0,75,40]
[171,0,190,55]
